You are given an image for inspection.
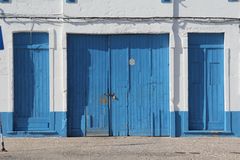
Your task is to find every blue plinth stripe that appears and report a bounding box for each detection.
[0,112,67,137]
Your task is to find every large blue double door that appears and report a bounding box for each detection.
[67,34,170,136]
[188,33,224,130]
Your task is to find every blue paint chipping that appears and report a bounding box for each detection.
[67,35,109,136]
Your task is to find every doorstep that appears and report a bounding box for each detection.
[6,131,59,137]
[184,130,233,136]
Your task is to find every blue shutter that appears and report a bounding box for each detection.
[228,0,238,1]
[161,0,171,3]
[0,0,9,2]
[0,27,3,50]
[66,0,76,3]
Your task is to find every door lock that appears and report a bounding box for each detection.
[104,93,117,100]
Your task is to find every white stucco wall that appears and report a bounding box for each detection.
[178,0,240,18]
[1,0,239,18]
[63,0,173,17]
[0,0,62,15]
[0,1,239,113]
[0,20,63,112]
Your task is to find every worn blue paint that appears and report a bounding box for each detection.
[67,35,109,136]
[126,35,169,136]
[170,111,176,137]
[0,112,66,137]
[188,33,224,131]
[110,35,169,136]
[67,34,169,136]
[50,112,67,137]
[13,32,50,131]
[0,27,3,50]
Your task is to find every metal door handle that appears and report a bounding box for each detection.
[112,95,117,100]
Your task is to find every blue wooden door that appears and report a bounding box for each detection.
[127,35,170,136]
[206,48,224,130]
[14,33,50,131]
[67,34,170,136]
[110,35,170,136]
[188,33,224,130]
[67,35,110,136]
[127,35,152,136]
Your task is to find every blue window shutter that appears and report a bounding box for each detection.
[66,0,76,3]
[0,0,9,2]
[161,0,171,2]
[0,27,3,50]
[228,0,238,1]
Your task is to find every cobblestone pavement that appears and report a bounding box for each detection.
[0,137,240,160]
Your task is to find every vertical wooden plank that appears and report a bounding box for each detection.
[203,48,207,130]
[110,35,129,136]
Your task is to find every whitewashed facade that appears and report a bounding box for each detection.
[0,0,239,137]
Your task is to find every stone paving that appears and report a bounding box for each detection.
[0,137,240,160]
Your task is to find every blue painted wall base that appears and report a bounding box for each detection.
[231,112,240,137]
[1,111,240,137]
[171,111,240,137]
[0,112,67,137]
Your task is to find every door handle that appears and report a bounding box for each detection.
[112,94,117,100]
